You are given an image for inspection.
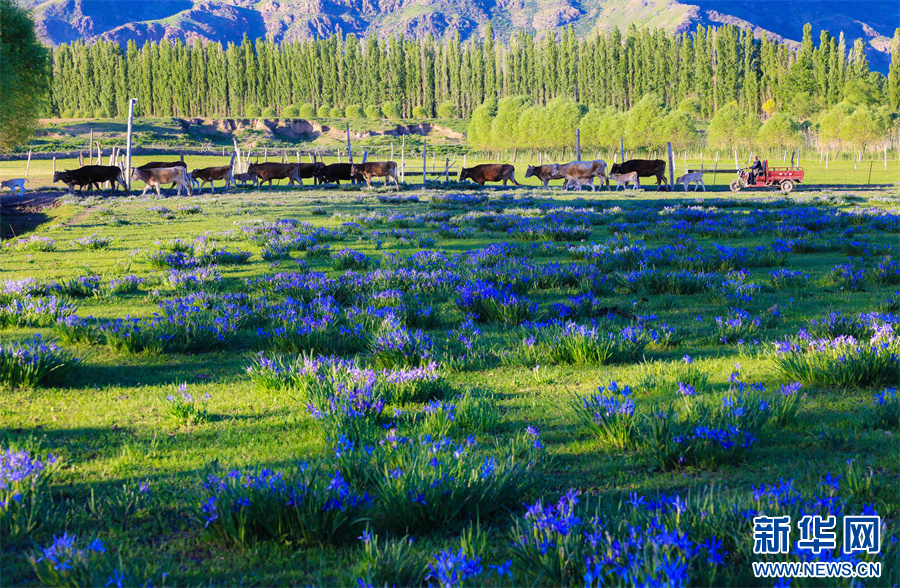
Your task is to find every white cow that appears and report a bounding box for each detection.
[609,171,640,191]
[676,172,706,191]
[1,178,26,196]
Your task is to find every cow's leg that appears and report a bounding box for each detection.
[155,184,162,197]
[511,174,519,187]
[390,172,400,190]
[700,181,706,192]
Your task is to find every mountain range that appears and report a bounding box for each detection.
[24,0,899,71]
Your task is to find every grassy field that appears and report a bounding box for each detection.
[1,184,899,586]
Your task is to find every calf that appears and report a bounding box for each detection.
[131,166,193,197]
[54,166,127,196]
[459,164,519,187]
[234,172,258,188]
[555,160,607,192]
[609,159,666,190]
[350,161,400,190]
[1,178,26,197]
[246,162,303,189]
[676,172,705,192]
[191,166,233,194]
[315,163,363,186]
[524,164,562,187]
[609,171,640,191]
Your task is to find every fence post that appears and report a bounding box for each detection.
[620,137,624,163]
[400,136,405,182]
[885,146,888,170]
[25,150,32,178]
[264,147,268,163]
[346,123,353,163]
[422,139,427,187]
[575,129,581,162]
[867,161,873,185]
[89,129,94,164]
[445,157,449,183]
[53,157,56,177]
[125,98,136,191]
[667,143,675,191]
[825,152,829,170]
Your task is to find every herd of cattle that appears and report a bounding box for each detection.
[48,157,707,196]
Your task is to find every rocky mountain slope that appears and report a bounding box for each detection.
[25,0,898,71]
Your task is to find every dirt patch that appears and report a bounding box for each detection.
[1,191,64,239]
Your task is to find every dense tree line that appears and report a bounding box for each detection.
[49,24,898,122]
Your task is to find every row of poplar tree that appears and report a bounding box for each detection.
[49,22,900,122]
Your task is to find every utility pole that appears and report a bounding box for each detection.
[125,98,137,191]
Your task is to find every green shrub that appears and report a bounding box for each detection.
[436,100,458,118]
[412,106,429,119]
[299,103,316,118]
[282,104,299,117]
[246,104,262,117]
[317,104,332,118]
[261,106,277,117]
[329,107,344,118]
[345,104,364,118]
[365,105,384,120]
[383,102,401,119]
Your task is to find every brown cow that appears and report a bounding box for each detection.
[459,164,519,187]
[524,164,562,187]
[555,160,607,192]
[315,163,363,186]
[246,162,301,189]
[191,166,233,194]
[131,167,193,197]
[609,159,666,190]
[137,161,189,194]
[54,166,127,195]
[350,162,400,190]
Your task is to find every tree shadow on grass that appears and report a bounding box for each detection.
[67,353,251,389]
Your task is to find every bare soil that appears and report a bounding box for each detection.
[0,190,65,240]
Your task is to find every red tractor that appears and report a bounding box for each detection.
[730,160,804,193]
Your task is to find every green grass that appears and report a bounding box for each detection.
[1,184,898,585]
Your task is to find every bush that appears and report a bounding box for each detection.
[545,323,649,365]
[282,104,299,117]
[770,327,900,388]
[412,106,429,119]
[261,106,277,117]
[199,463,372,547]
[382,102,401,119]
[317,104,332,118]
[571,381,638,449]
[436,100,458,118]
[329,107,344,118]
[365,430,543,534]
[2,449,58,543]
[365,105,383,120]
[299,103,316,118]
[345,104,364,118]
[29,533,157,587]
[246,104,262,117]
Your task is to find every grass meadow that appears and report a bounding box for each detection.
[1,182,899,586]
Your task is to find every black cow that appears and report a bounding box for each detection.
[608,159,667,190]
[53,166,127,195]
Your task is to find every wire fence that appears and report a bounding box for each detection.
[2,143,899,192]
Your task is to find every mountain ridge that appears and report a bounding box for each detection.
[24,0,898,71]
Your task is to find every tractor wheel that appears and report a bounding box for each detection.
[780,180,794,193]
[729,179,742,193]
